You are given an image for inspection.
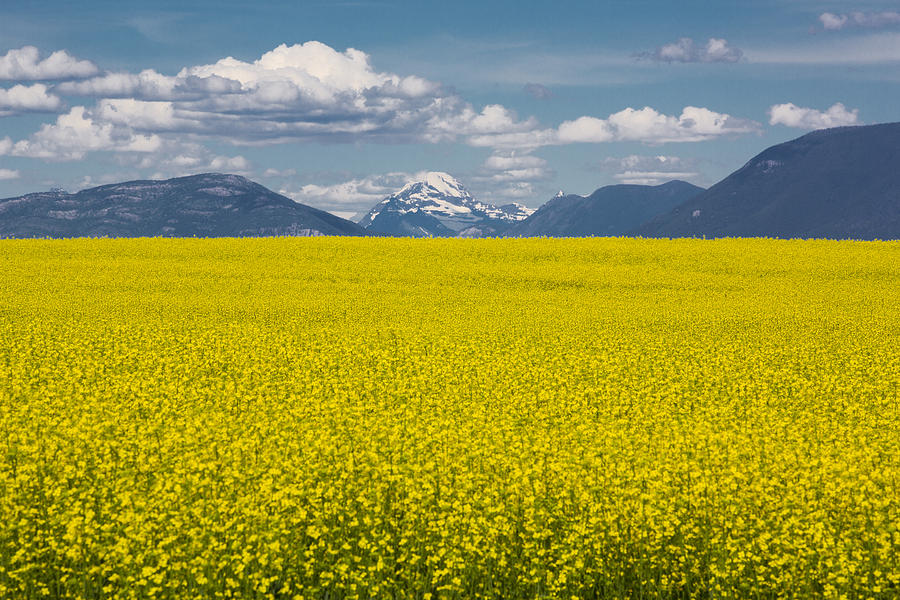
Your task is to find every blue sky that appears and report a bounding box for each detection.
[2,0,900,217]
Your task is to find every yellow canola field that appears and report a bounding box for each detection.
[1,237,899,600]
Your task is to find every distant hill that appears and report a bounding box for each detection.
[509,180,704,237]
[359,172,533,237]
[0,173,366,238]
[637,123,900,240]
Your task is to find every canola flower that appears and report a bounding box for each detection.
[0,237,898,600]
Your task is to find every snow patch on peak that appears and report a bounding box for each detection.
[757,159,782,174]
[423,172,466,197]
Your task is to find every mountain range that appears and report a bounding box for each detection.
[636,122,900,240]
[2,123,900,240]
[359,172,533,237]
[0,173,364,238]
[509,180,704,237]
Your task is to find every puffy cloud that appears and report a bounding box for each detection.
[0,46,98,81]
[469,106,757,149]
[186,43,382,95]
[0,83,63,115]
[819,13,849,30]
[209,155,250,171]
[5,41,760,170]
[0,168,20,180]
[173,41,442,124]
[646,38,743,63]
[523,83,553,99]
[10,106,162,160]
[559,106,758,144]
[46,42,530,147]
[425,104,539,143]
[0,137,11,155]
[768,102,860,129]
[291,172,420,208]
[820,11,900,31]
[96,99,186,131]
[557,116,615,143]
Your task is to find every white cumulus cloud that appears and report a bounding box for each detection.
[0,168,20,180]
[471,106,758,149]
[0,46,98,81]
[0,83,63,115]
[768,102,860,129]
[287,172,423,215]
[558,106,758,144]
[10,106,162,161]
[5,41,761,169]
[44,42,539,148]
[424,104,539,143]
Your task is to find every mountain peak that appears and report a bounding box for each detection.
[394,171,469,199]
[636,121,900,240]
[0,173,366,238]
[423,172,466,197]
[359,172,533,237]
[510,181,704,238]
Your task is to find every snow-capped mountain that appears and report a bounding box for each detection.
[358,172,534,237]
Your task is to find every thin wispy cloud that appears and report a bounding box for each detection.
[593,155,700,186]
[640,38,743,63]
[471,151,554,202]
[523,83,552,100]
[819,11,900,31]
[747,32,900,64]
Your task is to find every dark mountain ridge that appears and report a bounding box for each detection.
[637,123,900,240]
[510,180,704,237]
[0,173,366,238]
